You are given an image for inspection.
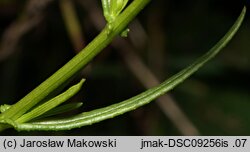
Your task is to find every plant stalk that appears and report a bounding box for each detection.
[0,0,150,128]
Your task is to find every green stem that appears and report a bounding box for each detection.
[0,0,150,122]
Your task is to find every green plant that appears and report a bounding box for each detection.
[0,0,246,132]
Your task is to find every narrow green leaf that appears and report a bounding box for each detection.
[12,6,246,131]
[15,79,85,123]
[35,102,83,120]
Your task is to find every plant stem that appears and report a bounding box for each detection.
[7,6,247,131]
[0,0,150,122]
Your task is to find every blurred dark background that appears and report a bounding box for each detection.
[0,0,249,135]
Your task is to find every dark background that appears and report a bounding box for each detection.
[0,0,249,135]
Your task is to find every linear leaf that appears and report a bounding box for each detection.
[34,102,83,120]
[15,79,85,123]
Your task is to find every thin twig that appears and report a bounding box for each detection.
[115,39,200,135]
[59,0,85,53]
